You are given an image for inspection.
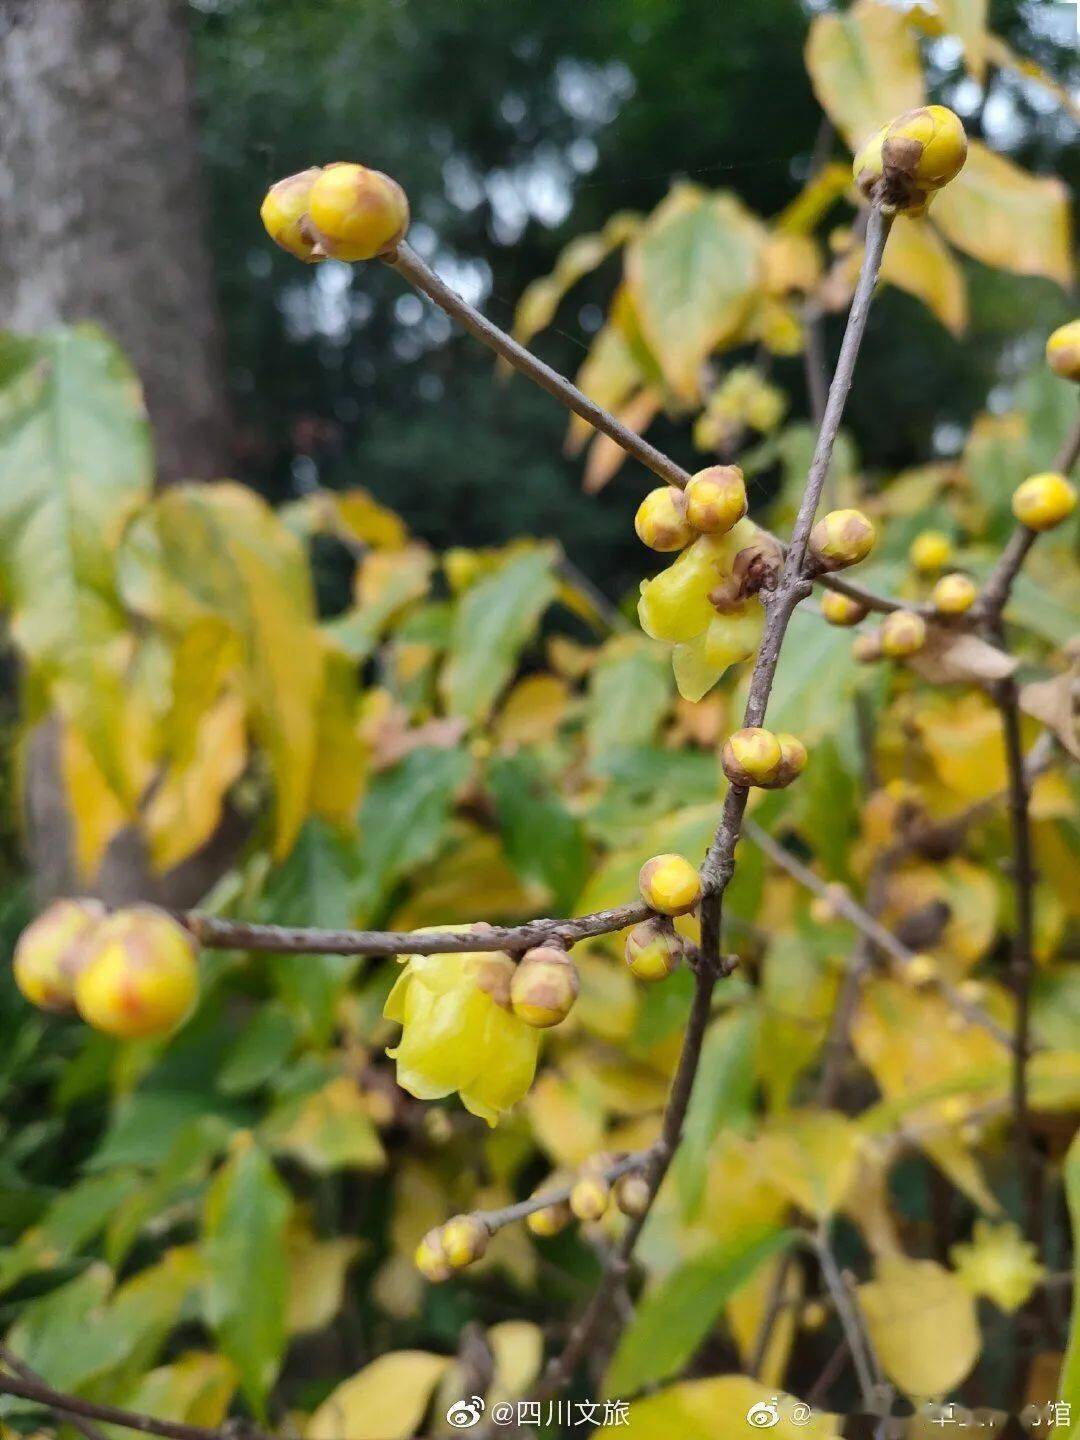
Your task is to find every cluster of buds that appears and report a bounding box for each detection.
[260,163,409,264]
[721,727,807,790]
[635,466,747,553]
[853,105,968,215]
[415,1214,490,1283]
[13,901,200,1040]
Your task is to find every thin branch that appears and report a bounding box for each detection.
[0,1372,270,1440]
[384,237,907,621]
[470,1152,648,1235]
[743,819,1019,1050]
[0,1348,109,1440]
[534,205,895,1402]
[387,242,690,489]
[180,901,649,958]
[1054,405,1080,475]
[814,1229,876,1409]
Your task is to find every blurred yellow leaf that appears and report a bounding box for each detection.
[598,1376,839,1439]
[574,951,640,1044]
[308,642,367,828]
[285,1225,361,1336]
[119,1352,238,1431]
[932,141,1074,288]
[567,322,644,454]
[494,673,570,748]
[931,0,988,80]
[626,185,764,404]
[805,0,924,149]
[583,390,661,493]
[265,1077,385,1173]
[307,1351,450,1440]
[144,691,247,872]
[59,720,129,881]
[858,1255,980,1398]
[526,1071,606,1167]
[513,213,641,349]
[119,483,322,859]
[391,829,539,930]
[727,1254,802,1389]
[881,217,968,336]
[915,692,1007,801]
[487,1320,544,1407]
[775,163,852,235]
[762,233,823,294]
[758,1111,861,1219]
[333,488,408,550]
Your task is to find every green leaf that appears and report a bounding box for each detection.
[353,747,472,922]
[118,482,322,858]
[673,1007,760,1218]
[605,1227,796,1396]
[440,546,558,722]
[218,1005,300,1096]
[201,1136,291,1416]
[488,754,587,912]
[586,638,672,761]
[626,185,764,403]
[0,325,152,786]
[0,1170,138,1294]
[752,607,861,744]
[1059,1128,1080,1433]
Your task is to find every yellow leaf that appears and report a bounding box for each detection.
[526,1070,606,1168]
[775,163,853,235]
[567,323,644,454]
[494,674,570,748]
[583,390,661,493]
[805,0,925,150]
[915,692,1007,802]
[858,1255,980,1398]
[144,691,247,873]
[574,951,639,1044]
[513,213,641,348]
[932,140,1074,287]
[597,1376,839,1439]
[626,185,765,404]
[390,828,540,931]
[59,720,129,881]
[726,1255,802,1389]
[333,488,408,550]
[119,483,322,859]
[762,233,823,294]
[929,0,988,80]
[354,542,434,615]
[880,217,968,336]
[286,1221,362,1336]
[758,1111,861,1219]
[308,642,367,828]
[487,1320,543,1407]
[265,1077,385,1172]
[119,1352,238,1431]
[306,1352,450,1440]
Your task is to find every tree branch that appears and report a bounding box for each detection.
[470,1152,649,1235]
[0,1371,270,1440]
[0,1348,109,1440]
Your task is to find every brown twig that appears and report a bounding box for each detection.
[0,1371,271,1440]
[470,1152,648,1235]
[533,204,895,1401]
[180,902,649,958]
[0,1348,110,1440]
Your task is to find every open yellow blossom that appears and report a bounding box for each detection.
[384,934,541,1127]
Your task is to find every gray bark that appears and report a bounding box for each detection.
[0,0,230,483]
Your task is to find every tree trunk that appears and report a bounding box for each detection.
[0,0,230,484]
[0,0,238,904]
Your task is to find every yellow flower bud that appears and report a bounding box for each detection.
[684,466,747,536]
[614,1173,651,1218]
[958,979,986,1004]
[810,884,848,925]
[852,632,883,664]
[904,953,938,989]
[808,509,876,572]
[570,1173,610,1223]
[721,726,783,788]
[908,529,953,574]
[852,125,887,203]
[441,1215,489,1269]
[526,1199,572,1238]
[509,947,579,1029]
[306,162,410,262]
[880,609,927,659]
[637,853,701,916]
[12,898,105,1013]
[1046,320,1080,382]
[821,590,869,627]
[624,918,683,982]
[259,167,324,262]
[802,1300,828,1332]
[932,573,977,616]
[1011,472,1077,531]
[634,486,694,552]
[415,1227,452,1283]
[760,733,807,790]
[74,907,199,1039]
[882,106,967,195]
